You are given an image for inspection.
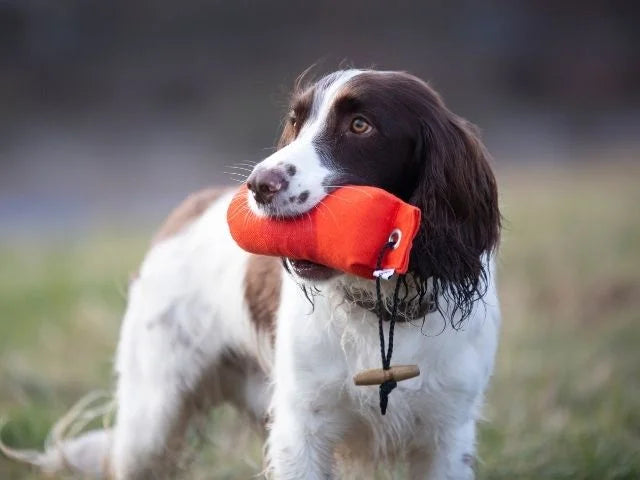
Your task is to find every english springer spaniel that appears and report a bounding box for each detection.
[5,69,501,479]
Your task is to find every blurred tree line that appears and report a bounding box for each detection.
[2,1,638,128]
[0,0,638,213]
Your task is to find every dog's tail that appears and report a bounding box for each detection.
[0,391,114,478]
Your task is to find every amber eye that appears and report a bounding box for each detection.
[350,116,371,134]
[288,111,297,128]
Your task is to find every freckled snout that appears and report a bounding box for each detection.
[247,167,289,205]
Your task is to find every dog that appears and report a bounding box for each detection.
[3,69,501,479]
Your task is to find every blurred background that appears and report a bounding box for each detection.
[1,1,638,479]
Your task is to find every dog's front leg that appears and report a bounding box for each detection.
[267,284,350,480]
[268,392,346,480]
[268,378,356,480]
[408,419,476,480]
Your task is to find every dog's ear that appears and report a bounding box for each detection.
[409,96,500,325]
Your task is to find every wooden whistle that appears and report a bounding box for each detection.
[353,365,420,386]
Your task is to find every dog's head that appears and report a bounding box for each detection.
[247,69,500,319]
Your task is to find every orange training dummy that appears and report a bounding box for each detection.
[227,185,421,279]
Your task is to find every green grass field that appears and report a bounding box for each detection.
[1,164,639,479]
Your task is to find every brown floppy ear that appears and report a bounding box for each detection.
[409,98,500,326]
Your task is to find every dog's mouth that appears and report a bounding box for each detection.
[286,259,339,282]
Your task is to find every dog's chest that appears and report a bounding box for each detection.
[277,278,482,423]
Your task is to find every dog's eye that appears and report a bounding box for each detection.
[288,112,297,128]
[350,116,372,134]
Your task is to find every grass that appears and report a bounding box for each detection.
[1,164,639,479]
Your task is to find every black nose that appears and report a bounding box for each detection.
[246,168,288,205]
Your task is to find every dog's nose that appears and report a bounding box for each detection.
[246,168,287,205]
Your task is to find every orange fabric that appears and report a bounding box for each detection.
[227,185,421,279]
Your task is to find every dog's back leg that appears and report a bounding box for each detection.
[109,266,233,480]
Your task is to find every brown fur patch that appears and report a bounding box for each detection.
[244,255,282,339]
[153,188,228,245]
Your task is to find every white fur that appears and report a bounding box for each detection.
[109,188,500,479]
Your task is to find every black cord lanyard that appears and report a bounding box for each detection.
[374,241,404,415]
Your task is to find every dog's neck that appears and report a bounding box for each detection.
[330,273,437,323]
[344,287,436,323]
